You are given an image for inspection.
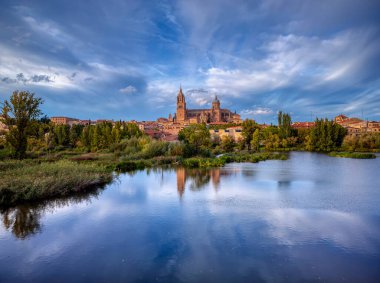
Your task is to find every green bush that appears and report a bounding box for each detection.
[328,152,376,159]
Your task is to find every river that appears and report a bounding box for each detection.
[1,152,379,282]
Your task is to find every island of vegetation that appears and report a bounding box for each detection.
[1,91,378,206]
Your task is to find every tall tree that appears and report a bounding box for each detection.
[251,128,260,152]
[306,118,347,152]
[1,91,43,158]
[278,111,292,139]
[242,119,258,151]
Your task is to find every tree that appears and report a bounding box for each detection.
[251,128,260,152]
[1,91,43,158]
[242,119,258,151]
[306,118,347,152]
[178,124,211,155]
[221,135,236,152]
[69,124,83,147]
[54,124,70,146]
[278,111,292,139]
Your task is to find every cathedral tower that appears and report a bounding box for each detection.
[176,87,186,122]
[212,95,221,122]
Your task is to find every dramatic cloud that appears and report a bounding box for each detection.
[30,74,53,83]
[205,30,380,96]
[0,0,379,122]
[1,73,54,84]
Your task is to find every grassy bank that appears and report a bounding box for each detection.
[0,151,287,206]
[0,160,113,206]
[114,152,287,171]
[328,152,376,159]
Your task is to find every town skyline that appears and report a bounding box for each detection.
[1,0,380,124]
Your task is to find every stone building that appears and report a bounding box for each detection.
[334,114,380,135]
[209,126,243,142]
[51,117,80,126]
[170,87,241,124]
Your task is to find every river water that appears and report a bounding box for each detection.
[1,152,380,282]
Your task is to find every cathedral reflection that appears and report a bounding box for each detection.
[176,167,226,197]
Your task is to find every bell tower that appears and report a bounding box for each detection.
[212,95,221,122]
[176,86,186,122]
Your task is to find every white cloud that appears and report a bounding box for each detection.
[204,29,379,97]
[119,85,137,94]
[195,97,208,106]
[240,107,273,116]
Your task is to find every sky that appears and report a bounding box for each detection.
[0,0,380,123]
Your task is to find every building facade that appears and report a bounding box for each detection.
[209,126,243,142]
[171,87,241,124]
[334,114,380,135]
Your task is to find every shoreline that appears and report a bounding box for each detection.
[0,150,376,207]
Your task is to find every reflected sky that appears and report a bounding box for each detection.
[1,152,380,282]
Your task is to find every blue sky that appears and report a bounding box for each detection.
[0,0,380,123]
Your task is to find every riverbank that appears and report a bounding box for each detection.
[328,152,377,159]
[0,160,113,207]
[2,149,377,207]
[0,152,287,206]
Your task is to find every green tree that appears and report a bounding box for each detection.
[242,119,258,151]
[1,91,43,158]
[54,125,70,146]
[306,118,347,152]
[81,126,91,148]
[278,111,292,139]
[251,128,260,152]
[69,124,83,147]
[178,124,211,155]
[221,135,236,152]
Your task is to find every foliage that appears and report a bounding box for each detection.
[242,119,259,150]
[342,133,380,151]
[1,91,43,159]
[0,160,112,206]
[208,123,240,130]
[306,118,347,152]
[221,135,236,152]
[181,152,288,168]
[142,140,170,159]
[178,124,211,155]
[250,128,260,152]
[182,157,226,168]
[278,111,292,139]
[328,152,376,159]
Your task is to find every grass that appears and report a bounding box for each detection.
[328,152,376,159]
[0,160,113,207]
[175,152,287,169]
[114,152,288,171]
[0,150,286,206]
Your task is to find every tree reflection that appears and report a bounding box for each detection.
[176,167,230,197]
[0,187,104,240]
[2,205,42,239]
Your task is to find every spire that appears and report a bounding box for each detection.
[178,85,184,97]
[177,85,185,105]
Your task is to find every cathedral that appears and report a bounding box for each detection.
[170,87,241,124]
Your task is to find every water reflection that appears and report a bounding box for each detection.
[2,205,43,239]
[0,188,104,239]
[1,153,380,282]
[176,167,228,197]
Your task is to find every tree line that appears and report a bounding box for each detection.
[1,90,379,159]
